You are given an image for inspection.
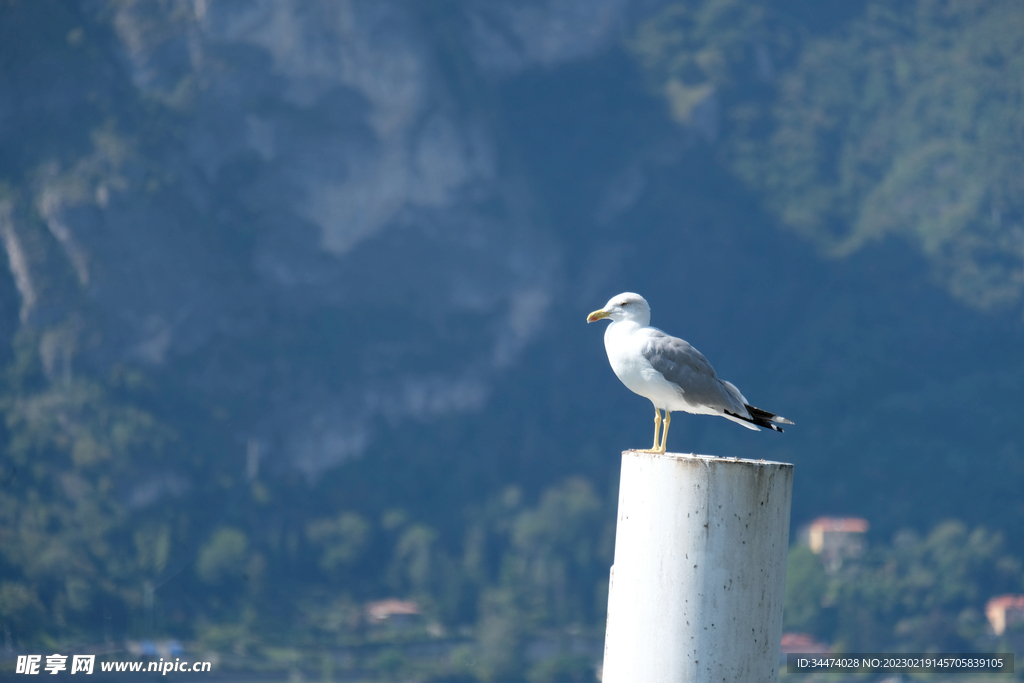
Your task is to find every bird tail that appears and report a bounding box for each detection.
[725,404,794,433]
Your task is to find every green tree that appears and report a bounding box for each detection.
[632,0,1024,311]
[475,587,527,683]
[196,527,249,584]
[784,545,828,633]
[0,332,179,644]
[504,478,609,628]
[728,0,1024,310]
[827,521,1022,651]
[307,512,370,573]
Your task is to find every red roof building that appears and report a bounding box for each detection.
[365,599,421,624]
[781,632,829,655]
[985,595,1024,636]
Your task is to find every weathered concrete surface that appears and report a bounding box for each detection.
[603,451,793,683]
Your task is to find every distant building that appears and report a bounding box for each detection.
[985,595,1024,636]
[798,517,869,571]
[780,632,829,655]
[365,598,421,627]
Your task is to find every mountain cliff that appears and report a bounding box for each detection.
[1,0,1022,666]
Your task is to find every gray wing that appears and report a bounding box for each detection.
[641,330,749,415]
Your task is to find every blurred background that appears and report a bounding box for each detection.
[1,0,1023,680]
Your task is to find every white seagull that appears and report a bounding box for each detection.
[587,292,792,453]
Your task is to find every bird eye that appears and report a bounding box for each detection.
[619,301,628,306]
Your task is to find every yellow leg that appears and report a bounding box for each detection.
[639,408,662,453]
[658,411,671,453]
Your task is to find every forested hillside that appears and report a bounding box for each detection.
[1,0,1022,679]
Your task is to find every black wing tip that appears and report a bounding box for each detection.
[744,404,794,427]
[725,409,785,433]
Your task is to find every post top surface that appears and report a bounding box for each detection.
[622,450,793,468]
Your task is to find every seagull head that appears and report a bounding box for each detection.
[587,292,651,326]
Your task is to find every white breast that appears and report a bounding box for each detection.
[603,320,722,416]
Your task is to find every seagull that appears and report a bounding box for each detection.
[587,292,792,453]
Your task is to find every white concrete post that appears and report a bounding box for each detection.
[602,451,793,683]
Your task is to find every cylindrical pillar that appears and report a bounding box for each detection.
[602,451,793,683]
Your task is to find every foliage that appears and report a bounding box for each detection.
[784,544,828,634]
[0,339,615,676]
[2,0,1024,679]
[526,654,595,683]
[628,0,770,131]
[3,320,1021,674]
[0,332,179,643]
[786,521,1024,652]
[735,0,1024,310]
[633,0,1024,311]
[307,512,370,573]
[196,528,249,584]
[505,478,609,628]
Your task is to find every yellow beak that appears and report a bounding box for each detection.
[587,308,611,323]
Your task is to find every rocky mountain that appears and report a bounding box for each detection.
[1,0,1023,666]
